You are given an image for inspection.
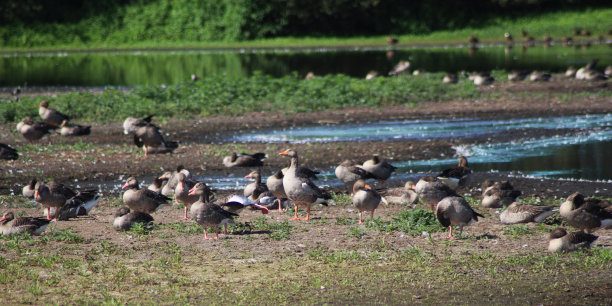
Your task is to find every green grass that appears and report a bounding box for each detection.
[366,208,445,236]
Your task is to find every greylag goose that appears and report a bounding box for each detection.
[388,61,410,75]
[473,73,495,85]
[189,182,238,240]
[548,228,598,252]
[22,178,37,198]
[251,190,282,211]
[123,115,154,135]
[0,212,52,236]
[481,180,521,208]
[508,70,530,81]
[219,194,270,215]
[159,165,191,196]
[16,117,55,143]
[559,192,612,233]
[437,156,472,189]
[436,196,484,239]
[113,206,154,231]
[223,152,266,167]
[529,71,552,82]
[415,176,457,210]
[34,181,77,220]
[442,73,458,84]
[174,172,199,220]
[565,66,577,78]
[335,160,376,194]
[360,155,396,184]
[243,170,268,199]
[377,181,418,205]
[133,124,178,157]
[280,149,331,221]
[60,120,91,136]
[38,100,69,128]
[122,177,171,214]
[282,165,320,181]
[576,59,599,80]
[0,143,18,160]
[147,177,168,194]
[48,191,101,220]
[499,202,557,224]
[352,180,388,224]
[266,170,287,213]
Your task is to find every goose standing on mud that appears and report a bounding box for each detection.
[280,149,331,221]
[0,212,52,236]
[223,152,266,168]
[48,191,101,220]
[34,181,78,220]
[352,180,388,224]
[39,100,69,128]
[113,207,154,231]
[499,202,557,224]
[548,228,598,252]
[123,115,154,135]
[122,177,172,214]
[132,124,178,157]
[335,159,375,194]
[189,182,238,240]
[159,165,191,196]
[266,170,288,213]
[559,192,612,233]
[0,143,18,160]
[435,196,484,239]
[174,173,199,220]
[17,117,55,144]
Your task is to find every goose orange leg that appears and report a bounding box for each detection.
[183,207,189,220]
[291,204,300,220]
[301,205,311,221]
[358,211,363,225]
[46,207,51,220]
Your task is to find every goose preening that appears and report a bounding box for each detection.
[113,207,154,231]
[132,124,178,157]
[39,100,69,128]
[34,181,91,220]
[223,152,266,168]
[559,192,612,233]
[123,115,154,135]
[174,173,199,220]
[0,212,52,236]
[437,156,472,189]
[16,117,55,143]
[415,176,458,210]
[499,202,557,224]
[360,155,396,184]
[352,180,388,224]
[218,194,270,215]
[147,177,168,194]
[266,170,288,213]
[189,182,238,240]
[48,191,101,220]
[376,181,418,205]
[548,228,598,252]
[435,196,484,239]
[122,177,171,214]
[481,180,522,209]
[280,149,331,221]
[335,159,375,194]
[60,120,91,136]
[0,143,18,160]
[22,178,37,198]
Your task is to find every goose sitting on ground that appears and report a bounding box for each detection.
[0,212,52,236]
[442,73,458,84]
[0,143,18,160]
[17,117,55,144]
[174,173,199,220]
[360,155,396,185]
[159,165,191,196]
[22,178,37,198]
[529,71,552,82]
[473,72,495,85]
[38,100,69,128]
[122,177,171,214]
[437,156,472,189]
[481,180,522,208]
[60,120,91,136]
[365,70,379,80]
[508,70,530,81]
[499,202,557,224]
[388,61,411,76]
[147,177,168,194]
[243,170,268,199]
[377,181,418,205]
[123,115,154,135]
[565,66,577,78]
[415,176,458,210]
[189,182,238,240]
[48,191,101,220]
[266,170,288,213]
[113,206,154,231]
[280,149,331,221]
[436,196,484,239]
[548,228,598,252]
[335,159,376,194]
[352,180,388,224]
[133,124,178,157]
[559,192,612,233]
[223,152,266,168]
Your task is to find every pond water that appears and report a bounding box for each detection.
[1,42,611,87]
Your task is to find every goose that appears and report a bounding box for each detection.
[189,182,238,240]
[386,36,398,44]
[60,120,91,136]
[377,181,418,205]
[34,181,77,220]
[352,180,388,224]
[38,100,69,128]
[414,176,457,210]
[223,152,266,168]
[412,69,426,75]
[48,191,101,220]
[565,66,577,78]
[218,194,270,215]
[605,66,612,77]
[521,29,528,37]
[442,73,458,84]
[365,70,379,80]
[174,173,199,220]
[22,178,37,198]
[508,70,530,81]
[280,149,331,221]
[499,202,557,224]
[504,32,513,43]
[133,124,178,157]
[335,160,375,194]
[481,181,521,209]
[147,177,168,194]
[122,177,171,214]
[113,207,154,231]
[559,192,612,233]
[529,71,552,82]
[437,156,472,189]
[243,170,268,199]
[467,35,479,44]
[548,228,598,252]
[159,165,191,196]
[123,115,154,135]
[473,73,495,85]
[0,212,52,236]
[266,170,288,213]
[251,190,283,211]
[16,117,55,143]
[576,59,599,80]
[0,143,18,160]
[436,196,484,239]
[388,61,410,76]
[360,155,396,184]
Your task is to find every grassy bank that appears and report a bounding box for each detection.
[1,8,611,52]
